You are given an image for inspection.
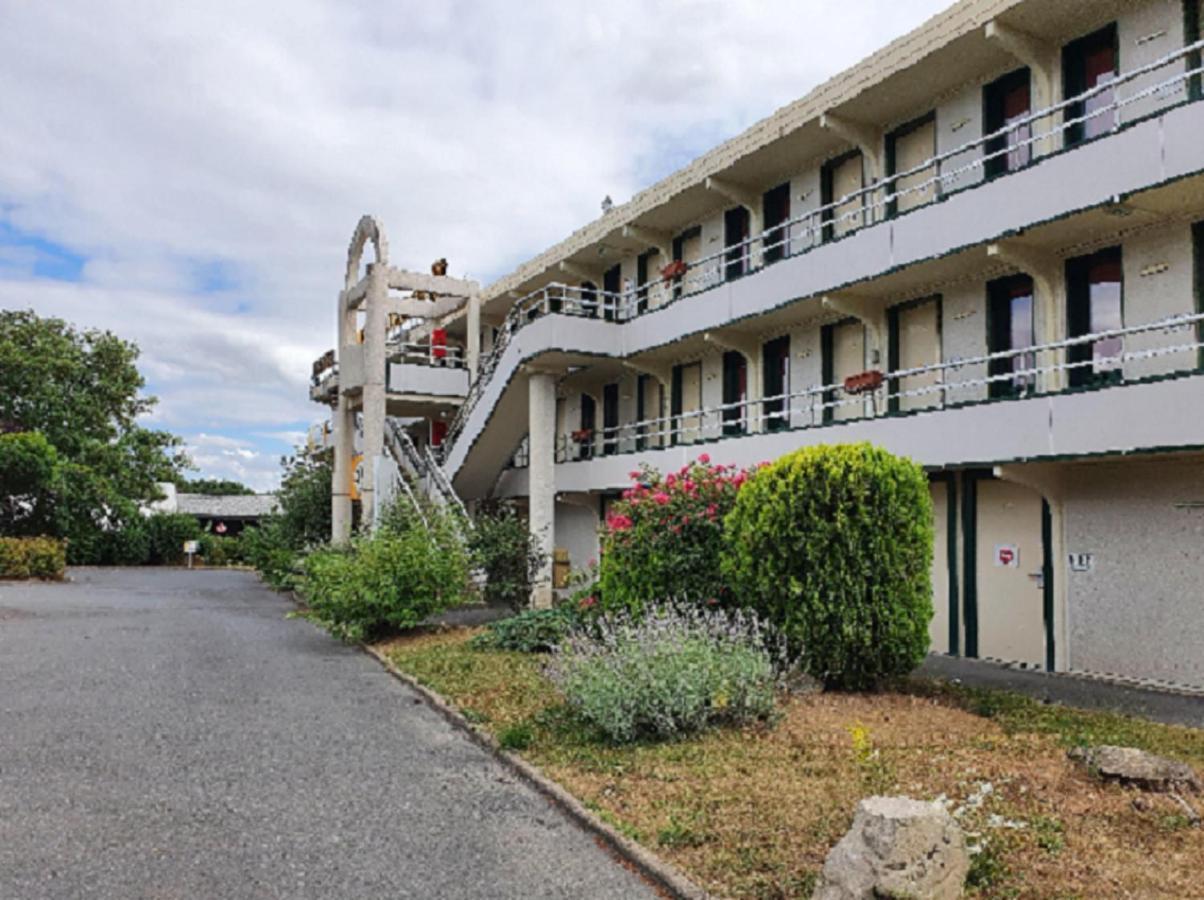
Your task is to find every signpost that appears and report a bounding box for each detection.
[183,540,199,569]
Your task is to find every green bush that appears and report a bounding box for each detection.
[0,536,67,580]
[596,456,753,615]
[471,605,582,653]
[469,502,546,611]
[199,533,246,567]
[301,506,471,642]
[721,443,934,691]
[106,518,150,565]
[144,513,202,565]
[242,521,301,589]
[547,605,782,743]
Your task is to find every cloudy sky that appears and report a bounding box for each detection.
[1,0,950,491]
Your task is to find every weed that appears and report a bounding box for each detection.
[498,722,534,752]
[966,837,1012,893]
[1031,814,1066,855]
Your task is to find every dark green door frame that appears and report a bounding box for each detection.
[930,471,960,656]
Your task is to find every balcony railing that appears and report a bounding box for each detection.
[388,341,466,369]
[446,38,1204,458]
[504,312,1204,466]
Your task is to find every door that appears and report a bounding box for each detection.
[602,266,621,322]
[823,319,867,423]
[672,226,702,299]
[636,374,661,450]
[823,151,865,239]
[891,297,942,412]
[637,250,660,313]
[762,335,790,432]
[972,479,1048,668]
[988,275,1037,398]
[722,351,747,436]
[1067,247,1123,388]
[889,115,937,215]
[602,383,620,456]
[984,68,1032,177]
[672,362,703,444]
[724,207,750,280]
[762,182,791,263]
[1064,24,1118,145]
[579,393,596,460]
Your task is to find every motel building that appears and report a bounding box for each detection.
[313,0,1204,693]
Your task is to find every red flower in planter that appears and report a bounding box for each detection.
[843,370,885,396]
[660,260,688,283]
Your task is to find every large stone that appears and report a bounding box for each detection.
[1071,746,1201,793]
[812,796,969,899]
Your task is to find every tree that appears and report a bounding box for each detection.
[0,431,61,535]
[0,310,188,561]
[174,477,256,496]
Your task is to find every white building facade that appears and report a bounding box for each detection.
[318,0,1204,692]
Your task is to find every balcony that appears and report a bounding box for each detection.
[494,312,1204,496]
[444,39,1204,489]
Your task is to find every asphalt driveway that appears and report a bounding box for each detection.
[0,568,655,899]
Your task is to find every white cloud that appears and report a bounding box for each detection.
[0,0,951,482]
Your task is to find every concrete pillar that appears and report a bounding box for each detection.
[331,394,353,544]
[360,263,388,529]
[527,371,557,609]
[466,293,482,383]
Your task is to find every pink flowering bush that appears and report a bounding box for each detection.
[596,455,760,614]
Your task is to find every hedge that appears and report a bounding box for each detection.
[721,443,934,690]
[0,536,68,580]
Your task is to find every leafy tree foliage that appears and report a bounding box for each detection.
[173,477,255,496]
[0,310,188,561]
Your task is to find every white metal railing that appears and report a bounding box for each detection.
[446,39,1204,456]
[500,312,1204,466]
[388,341,466,369]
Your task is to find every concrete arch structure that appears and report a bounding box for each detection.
[345,214,389,291]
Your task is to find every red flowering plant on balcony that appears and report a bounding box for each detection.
[595,454,765,615]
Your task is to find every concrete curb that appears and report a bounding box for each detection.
[361,643,712,900]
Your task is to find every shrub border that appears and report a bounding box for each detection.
[358,641,711,900]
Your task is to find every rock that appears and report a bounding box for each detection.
[812,796,970,899]
[1071,746,1201,794]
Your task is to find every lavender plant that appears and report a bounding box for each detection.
[547,605,787,743]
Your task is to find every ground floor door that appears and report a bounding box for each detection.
[929,477,955,655]
[968,477,1050,669]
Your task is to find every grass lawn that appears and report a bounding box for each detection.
[377,628,1204,900]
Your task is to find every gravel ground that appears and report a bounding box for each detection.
[0,568,656,899]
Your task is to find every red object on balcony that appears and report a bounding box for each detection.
[843,370,885,395]
[571,428,593,444]
[431,420,447,447]
[431,328,447,359]
[660,260,688,283]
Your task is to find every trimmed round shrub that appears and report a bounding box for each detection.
[596,456,754,614]
[547,605,782,743]
[721,443,934,690]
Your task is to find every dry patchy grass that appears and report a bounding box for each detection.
[379,628,1204,900]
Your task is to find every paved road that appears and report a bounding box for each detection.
[0,568,656,899]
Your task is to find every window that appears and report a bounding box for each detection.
[1188,0,1203,102]
[821,150,865,241]
[1066,247,1123,388]
[984,69,1032,178]
[1063,24,1118,146]
[887,113,937,217]
[724,207,750,280]
[602,265,621,322]
[762,335,791,431]
[671,226,702,300]
[987,275,1037,398]
[602,383,620,456]
[722,351,747,436]
[762,183,791,264]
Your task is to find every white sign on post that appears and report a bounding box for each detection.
[183,540,199,569]
[994,544,1020,568]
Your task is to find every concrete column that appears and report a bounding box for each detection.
[360,263,388,529]
[466,293,482,383]
[331,394,353,544]
[527,371,557,609]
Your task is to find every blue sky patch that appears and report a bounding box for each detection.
[0,219,86,281]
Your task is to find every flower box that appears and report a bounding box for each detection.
[660,260,688,283]
[843,370,885,395]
